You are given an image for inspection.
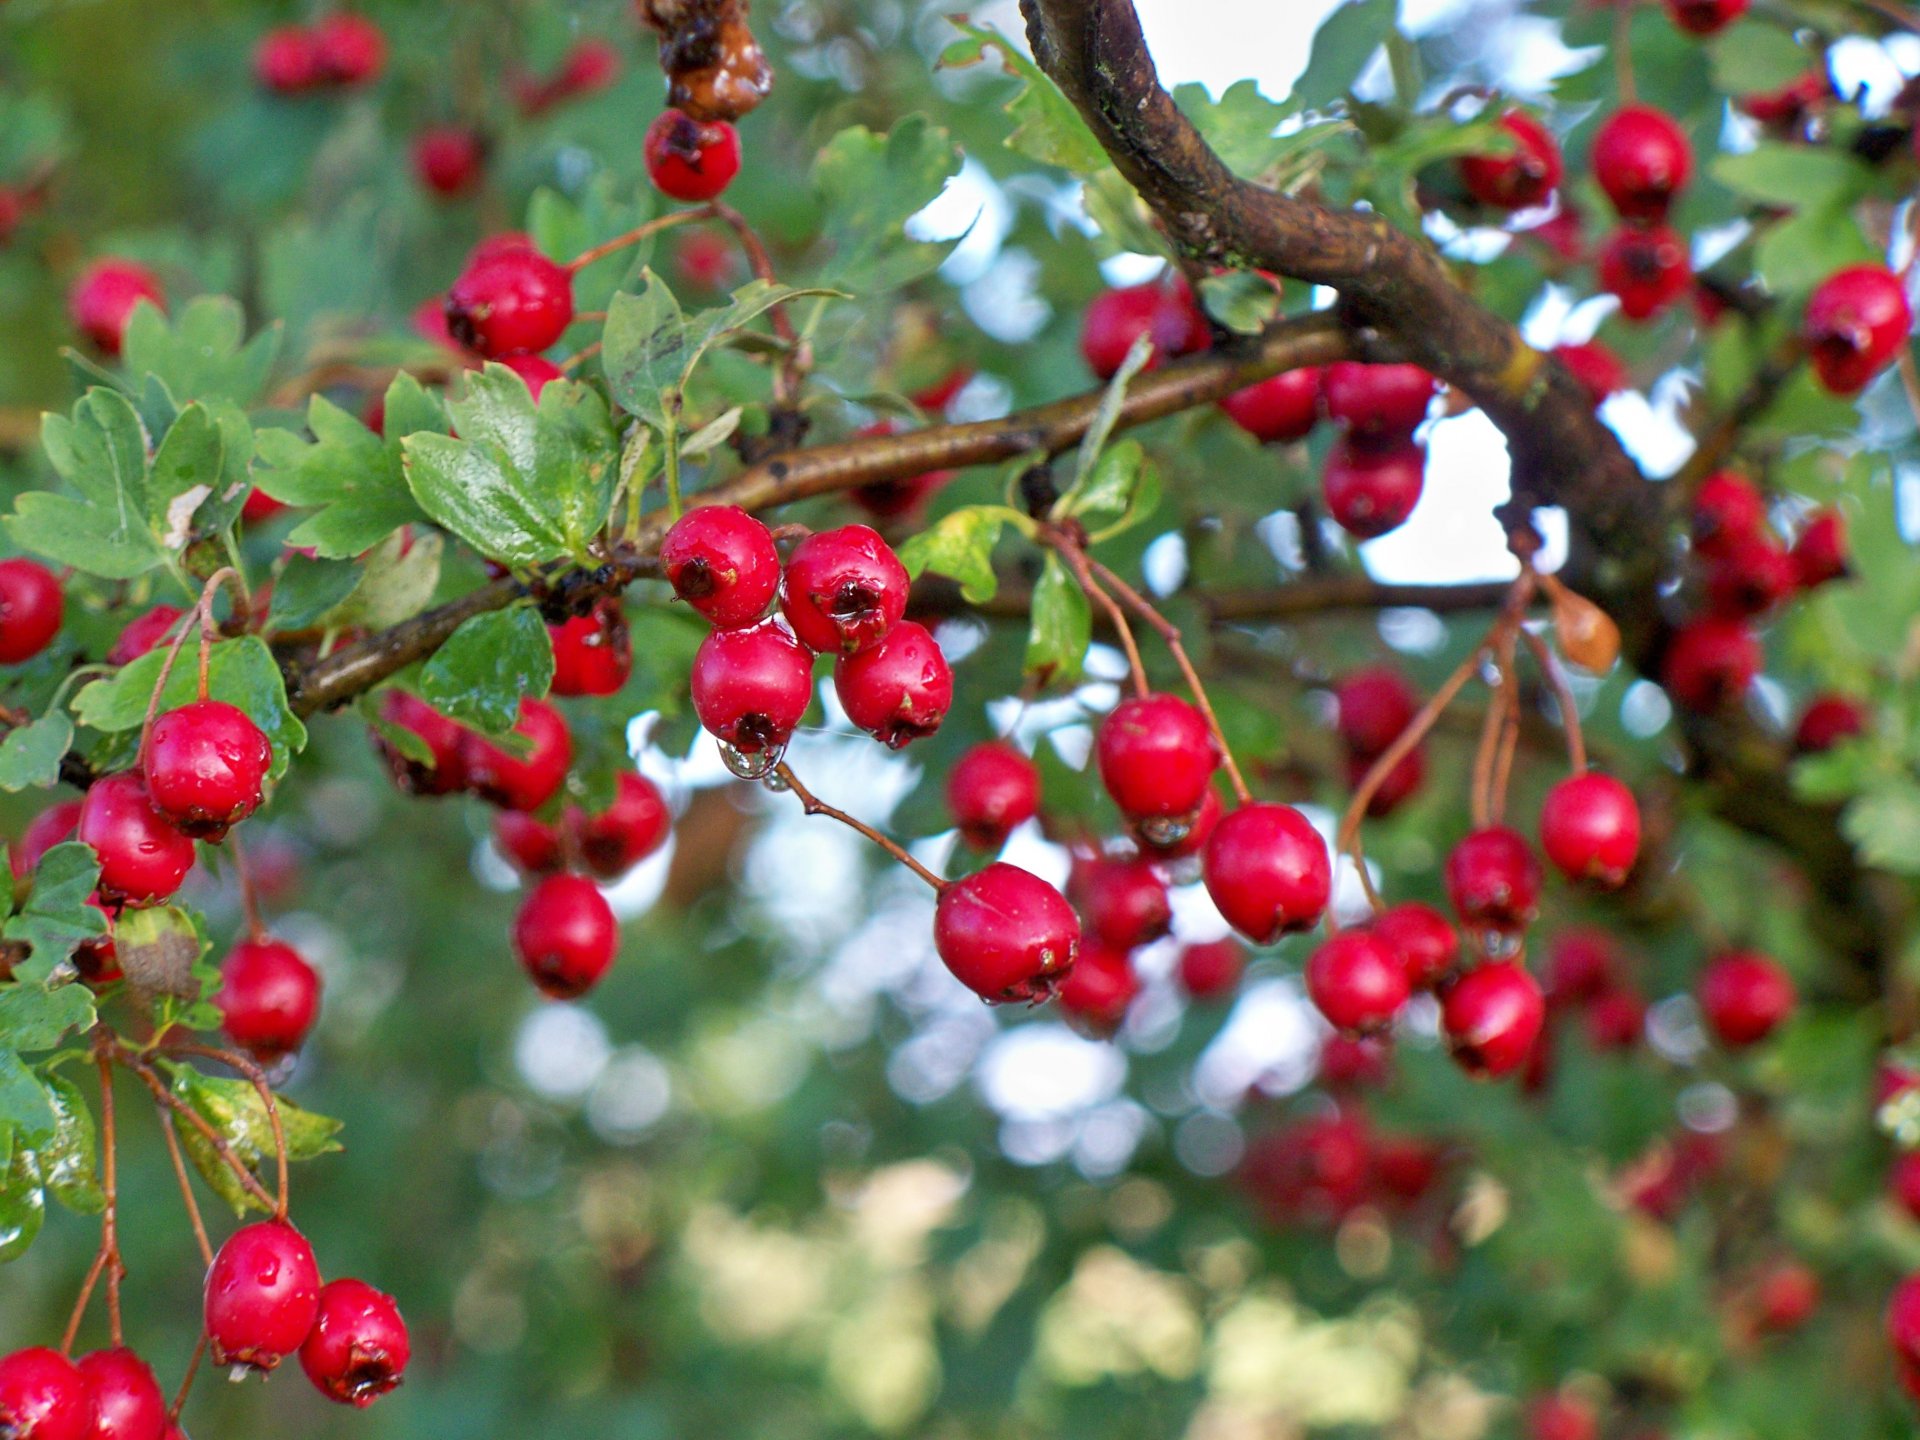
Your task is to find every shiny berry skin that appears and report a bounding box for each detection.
[1699,949,1796,1047]
[1444,826,1542,938]
[644,109,743,202]
[1891,1273,1920,1365]
[108,605,185,666]
[311,13,386,85]
[1056,942,1141,1038]
[1457,110,1562,211]
[946,742,1041,849]
[1791,508,1849,589]
[933,862,1079,1004]
[1323,434,1425,539]
[1892,1151,1920,1221]
[1662,616,1760,713]
[1598,224,1691,321]
[1793,693,1867,754]
[413,125,485,197]
[1350,744,1426,817]
[1804,264,1913,396]
[1079,280,1208,379]
[1665,0,1748,33]
[498,347,566,400]
[0,1347,89,1440]
[254,25,321,92]
[1203,802,1332,944]
[77,773,195,907]
[1305,930,1409,1034]
[549,599,632,697]
[513,873,618,999]
[204,1220,322,1372]
[1335,666,1418,758]
[300,1278,410,1407]
[444,248,574,358]
[690,619,815,754]
[662,505,781,629]
[1553,341,1629,406]
[1177,937,1243,1000]
[69,260,165,356]
[1539,772,1641,888]
[1753,1261,1820,1334]
[575,772,670,879]
[832,620,952,748]
[12,800,80,880]
[142,700,273,840]
[1219,368,1320,443]
[0,559,65,664]
[1442,961,1546,1078]
[1692,470,1765,557]
[1525,1393,1598,1440]
[494,811,563,874]
[1592,106,1692,221]
[1371,902,1459,989]
[1076,857,1171,951]
[375,691,469,796]
[779,525,910,655]
[463,698,572,812]
[1705,535,1797,617]
[76,1347,167,1440]
[1095,693,1218,825]
[216,938,322,1062]
[1545,928,1619,1003]
[1321,362,1436,439]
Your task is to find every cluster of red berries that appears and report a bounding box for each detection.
[1239,1104,1445,1228]
[1590,103,1695,320]
[253,14,386,95]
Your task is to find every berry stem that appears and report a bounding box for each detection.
[164,1040,291,1219]
[154,1094,215,1266]
[229,833,268,943]
[138,566,241,762]
[1488,636,1523,824]
[1049,535,1150,699]
[562,340,604,374]
[564,207,713,274]
[1612,0,1637,104]
[118,1050,280,1214]
[1519,625,1588,774]
[770,762,948,892]
[170,1336,206,1421]
[94,1050,125,1347]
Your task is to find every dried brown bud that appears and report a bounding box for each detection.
[1548,581,1621,675]
[638,0,772,122]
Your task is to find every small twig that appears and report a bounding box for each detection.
[1050,537,1150,699]
[156,1097,214,1266]
[1520,625,1587,773]
[565,208,712,274]
[562,341,604,374]
[171,1335,206,1420]
[120,1053,279,1214]
[770,763,947,892]
[162,1041,290,1219]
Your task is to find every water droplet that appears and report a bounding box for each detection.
[227,1364,254,1384]
[717,738,782,781]
[1138,815,1192,847]
[761,768,791,794]
[1478,928,1521,961]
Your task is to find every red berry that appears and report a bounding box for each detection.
[374,691,469,796]
[1598,224,1691,321]
[1202,802,1331,944]
[849,423,955,518]
[1442,961,1546,1078]
[1665,0,1748,33]
[1305,930,1409,1034]
[1348,743,1426,818]
[495,811,563,874]
[1219,368,1321,443]
[1592,106,1692,221]
[549,599,632,697]
[1319,1033,1391,1088]
[675,230,737,292]
[1539,771,1641,888]
[216,938,322,1062]
[1444,826,1542,938]
[204,1220,322,1372]
[1056,941,1141,1038]
[142,699,273,840]
[1704,535,1797,616]
[516,39,624,116]
[1177,938,1243,1000]
[299,1277,410,1407]
[1240,1111,1372,1223]
[1525,1392,1598,1440]
[463,698,572,812]
[1323,434,1425,539]
[1584,986,1647,1050]
[12,800,80,880]
[108,606,185,667]
[1095,693,1218,829]
[254,25,322,92]
[1526,204,1587,262]
[934,862,1079,1004]
[1079,280,1207,379]
[498,350,567,402]
[644,109,743,202]
[1791,508,1849,589]
[1334,665,1419,759]
[311,13,386,85]
[1458,110,1563,211]
[1136,784,1222,860]
[1075,857,1171,951]
[69,260,165,356]
[689,618,815,754]
[1741,72,1827,128]
[1321,362,1436,438]
[413,126,486,197]
[0,559,65,664]
[1793,693,1867,754]
[514,873,618,998]
[1372,1136,1444,1204]
[1805,264,1913,396]
[1893,1273,1920,1368]
[576,772,671,879]
[76,1348,166,1440]
[1662,616,1760,712]
[1753,1261,1820,1333]
[1553,341,1629,406]
[1545,927,1619,1003]
[1692,470,1765,557]
[0,1348,89,1440]
[832,620,952,748]
[445,248,574,358]
[662,505,782,629]
[1699,949,1795,1047]
[779,525,910,655]
[1892,1151,1920,1221]
[946,742,1041,849]
[1371,902,1459,989]
[77,772,195,907]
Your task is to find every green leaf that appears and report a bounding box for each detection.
[940,22,1106,173]
[0,1051,55,1143]
[1060,335,1154,505]
[1752,203,1880,296]
[0,714,73,793]
[325,530,444,631]
[7,389,162,580]
[419,606,556,735]
[0,1144,44,1262]
[1025,552,1091,681]
[144,403,236,555]
[1295,0,1398,113]
[167,1066,342,1218]
[3,844,106,975]
[1174,80,1294,175]
[267,555,363,632]
[120,296,282,408]
[35,1075,102,1215]
[1071,441,1163,543]
[1707,21,1815,96]
[255,387,434,558]
[0,980,95,1053]
[812,117,964,293]
[898,506,1022,604]
[1711,145,1873,211]
[1198,271,1283,336]
[1842,784,1920,875]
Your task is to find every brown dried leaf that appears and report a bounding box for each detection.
[1550,583,1621,675]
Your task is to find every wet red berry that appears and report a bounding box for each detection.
[1662,616,1760,713]
[1444,826,1542,938]
[1321,362,1436,439]
[1805,264,1912,396]
[1704,535,1797,617]
[832,620,952,748]
[690,618,815,755]
[1203,802,1331,943]
[644,109,743,202]
[311,13,386,85]
[142,699,273,840]
[1056,942,1141,1038]
[413,125,486,197]
[107,605,185,667]
[460,699,572,812]
[1335,666,1419,759]
[1592,106,1692,221]
[12,800,81,880]
[549,598,632,697]
[1791,507,1849,589]
[1442,961,1546,1078]
[1692,470,1765,557]
[1525,1392,1598,1440]
[1177,937,1243,1000]
[1545,927,1620,1003]
[780,525,910,655]
[0,559,64,664]
[216,938,322,1062]
[1079,279,1208,379]
[495,811,563,874]
[933,862,1079,1004]
[1598,224,1691,321]
[255,25,322,92]
[1793,693,1867,754]
[662,505,782,629]
[1699,949,1795,1047]
[1323,434,1425,539]
[1075,857,1172,951]
[576,772,671,879]
[77,772,196,907]
[1095,693,1218,829]
[300,1277,410,1407]
[0,1347,89,1440]
[374,691,470,796]
[1219,368,1321,443]
[514,873,618,998]
[69,260,165,355]
[1539,772,1641,888]
[1305,930,1409,1034]
[1458,110,1562,211]
[1665,0,1747,33]
[946,742,1041,849]
[204,1220,322,1372]
[445,247,574,358]
[1371,902,1459,989]
[76,1347,167,1440]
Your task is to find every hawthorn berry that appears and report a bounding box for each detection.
[1075,857,1172,951]
[848,426,953,518]
[500,349,569,401]
[1741,72,1827,128]
[675,229,737,292]
[495,811,563,874]
[1892,1275,1920,1379]
[216,938,322,1062]
[690,618,814,754]
[1691,470,1765,558]
[142,699,273,840]
[0,1347,89,1440]
[300,1277,411,1407]
[76,1347,167,1440]
[1176,937,1243,1000]
[310,13,386,85]
[106,605,183,668]
[1444,826,1542,938]
[1791,507,1849,589]
[1544,927,1619,1003]
[1662,615,1760,712]
[1305,930,1409,1034]
[1349,744,1426,818]
[1372,1136,1445,1205]
[1664,0,1748,34]
[515,38,623,116]
[1804,264,1913,396]
[1753,1261,1820,1334]
[413,126,486,198]
[514,874,618,998]
[1320,362,1436,439]
[832,620,953,748]
[444,246,574,358]
[12,800,80,879]
[1525,1392,1599,1440]
[661,504,781,629]
[1334,666,1418,759]
[1219,368,1321,444]
[1553,341,1629,406]
[254,25,321,92]
[0,559,65,664]
[576,772,672,879]
[1704,534,1797,617]
[946,742,1041,849]
[1592,106,1692,221]
[1458,110,1563,211]
[72,900,120,985]
[1055,941,1141,1038]
[203,1220,322,1372]
[1598,224,1691,321]
[1793,693,1867,754]
[375,691,470,796]
[1892,1152,1920,1222]
[1539,771,1641,888]
[1580,985,1644,1050]
[1323,434,1425,539]
[77,772,196,907]
[1094,693,1217,829]
[69,259,166,356]
[1319,1033,1391,1088]
[1079,279,1208,379]
[1698,949,1795,1047]
[933,862,1079,1003]
[1371,902,1459,989]
[644,109,743,202]
[549,598,632,697]
[779,524,910,655]
[1202,802,1332,943]
[1240,1111,1372,1223]
[1442,961,1546,1078]
[464,698,572,812]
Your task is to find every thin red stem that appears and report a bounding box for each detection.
[1051,539,1149,700]
[119,1052,278,1214]
[565,208,712,274]
[171,1335,206,1420]
[1520,625,1588,774]
[772,762,947,892]
[95,1052,124,1346]
[156,1096,214,1266]
[162,1041,290,1218]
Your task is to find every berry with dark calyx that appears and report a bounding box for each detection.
[513,874,618,998]
[108,605,185,666]
[1554,340,1629,406]
[946,742,1041,849]
[1662,616,1760,713]
[1804,264,1912,396]
[1458,110,1563,211]
[661,504,781,629]
[575,772,671,879]
[413,125,486,198]
[1525,1392,1599,1440]
[1075,857,1172,951]
[1334,665,1418,759]
[1705,535,1797,617]
[463,698,572,812]
[832,620,952,748]
[374,691,470,796]
[0,559,65,664]
[644,109,743,202]
[1321,362,1437,439]
[1598,224,1691,321]
[1539,771,1641,888]
[444,246,574,358]
[1079,279,1208,379]
[77,772,196,907]
[1692,470,1765,558]
[0,1347,89,1440]
[1203,802,1332,943]
[1442,961,1546,1078]
[1665,0,1748,33]
[933,862,1079,1004]
[1306,930,1409,1034]
[1372,902,1459,989]
[69,260,165,356]
[1095,693,1218,828]
[1136,783,1222,860]
[1584,986,1647,1050]
[549,598,632,697]
[780,525,910,655]
[1699,949,1796,1047]
[255,25,321,92]
[1793,693,1867,754]
[299,1278,410,1407]
[12,800,80,879]
[495,811,563,874]
[142,699,273,840]
[311,13,386,85]
[1753,1261,1820,1334]
[1056,941,1141,1038]
[690,618,815,755]
[1592,106,1692,221]
[1545,927,1619,1003]
[216,937,322,1062]
[1219,368,1321,443]
[1791,507,1849,589]
[203,1220,322,1372]
[1323,434,1425,539]
[1444,826,1542,939]
[76,904,121,984]
[76,1347,167,1440]
[1177,937,1243,1000]
[1348,744,1425,818]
